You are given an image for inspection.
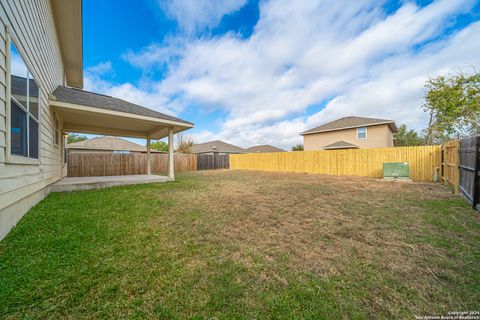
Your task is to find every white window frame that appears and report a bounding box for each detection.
[5,30,41,165]
[357,127,367,140]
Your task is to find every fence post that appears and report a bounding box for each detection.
[453,140,460,194]
[441,144,446,185]
[147,137,151,175]
[168,127,175,179]
[473,136,480,210]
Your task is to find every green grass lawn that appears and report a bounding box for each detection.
[0,170,479,319]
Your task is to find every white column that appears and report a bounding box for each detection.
[168,127,174,179]
[147,137,151,175]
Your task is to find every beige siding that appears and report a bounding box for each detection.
[0,18,6,164]
[0,1,64,239]
[303,124,395,151]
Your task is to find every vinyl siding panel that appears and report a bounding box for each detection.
[0,19,5,164]
[0,0,65,239]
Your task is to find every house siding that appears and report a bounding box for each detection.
[303,124,395,151]
[0,1,65,239]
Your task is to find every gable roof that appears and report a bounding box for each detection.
[323,140,359,150]
[190,140,246,154]
[302,116,398,135]
[246,145,285,153]
[51,86,193,126]
[67,136,159,152]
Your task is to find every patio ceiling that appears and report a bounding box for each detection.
[49,86,193,139]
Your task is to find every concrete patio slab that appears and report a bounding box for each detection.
[50,175,173,192]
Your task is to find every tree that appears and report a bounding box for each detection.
[292,144,304,151]
[150,140,168,152]
[176,135,195,154]
[394,125,424,146]
[67,133,87,144]
[423,70,480,143]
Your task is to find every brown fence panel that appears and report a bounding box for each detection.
[197,154,230,170]
[459,136,480,210]
[215,154,230,169]
[67,153,197,177]
[175,154,198,172]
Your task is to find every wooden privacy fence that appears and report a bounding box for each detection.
[67,153,197,177]
[458,136,480,210]
[230,145,442,181]
[197,154,229,170]
[442,140,460,193]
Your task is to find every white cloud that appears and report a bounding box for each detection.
[85,61,113,75]
[159,0,247,34]
[122,37,186,70]
[83,62,182,116]
[10,51,28,78]
[87,0,480,149]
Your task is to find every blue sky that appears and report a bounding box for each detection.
[82,0,480,149]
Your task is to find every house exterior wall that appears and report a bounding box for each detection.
[0,1,65,239]
[303,124,394,151]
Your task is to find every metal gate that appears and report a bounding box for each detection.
[459,135,480,210]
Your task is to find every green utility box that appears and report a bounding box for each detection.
[383,162,409,179]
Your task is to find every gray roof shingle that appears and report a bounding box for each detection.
[52,86,193,125]
[67,136,152,152]
[246,145,285,153]
[323,140,359,149]
[302,116,397,135]
[191,140,246,154]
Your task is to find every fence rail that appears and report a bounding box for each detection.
[67,153,197,177]
[230,145,442,182]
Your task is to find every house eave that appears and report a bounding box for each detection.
[323,146,359,150]
[50,99,194,139]
[301,121,398,135]
[50,0,83,88]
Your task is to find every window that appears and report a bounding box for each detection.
[357,127,367,139]
[9,40,40,159]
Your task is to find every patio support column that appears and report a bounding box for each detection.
[168,127,174,179]
[147,137,151,175]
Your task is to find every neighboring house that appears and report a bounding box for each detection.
[67,136,166,154]
[246,145,285,153]
[191,140,246,155]
[301,116,398,151]
[0,1,193,240]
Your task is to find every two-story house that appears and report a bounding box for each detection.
[301,116,398,151]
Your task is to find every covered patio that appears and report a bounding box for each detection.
[49,86,193,190]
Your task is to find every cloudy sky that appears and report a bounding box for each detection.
[83,0,480,149]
